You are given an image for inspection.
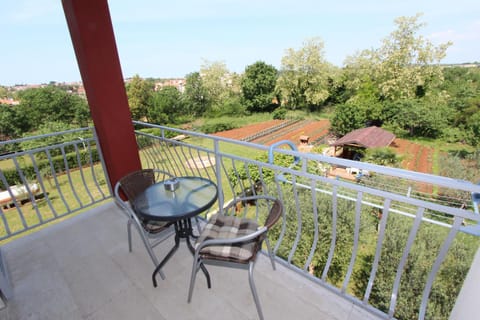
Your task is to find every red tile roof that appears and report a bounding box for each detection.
[330,126,396,148]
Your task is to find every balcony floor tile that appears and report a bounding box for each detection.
[0,202,382,320]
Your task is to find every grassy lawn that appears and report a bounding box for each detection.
[0,164,109,244]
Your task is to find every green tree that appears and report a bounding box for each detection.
[341,14,452,138]
[200,60,240,114]
[16,85,89,132]
[126,75,153,120]
[241,61,279,113]
[149,86,183,124]
[0,104,24,139]
[466,111,480,146]
[384,98,450,138]
[183,72,208,117]
[330,102,366,136]
[437,67,480,145]
[276,37,338,110]
[361,14,450,101]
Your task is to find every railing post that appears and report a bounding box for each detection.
[449,246,480,320]
[213,140,224,213]
[0,247,13,300]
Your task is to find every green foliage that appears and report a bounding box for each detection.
[205,96,246,118]
[0,104,24,139]
[383,98,451,138]
[353,214,478,320]
[20,121,87,159]
[16,85,90,131]
[183,72,209,117]
[364,147,401,166]
[465,111,480,146]
[126,75,154,120]
[276,37,338,110]
[149,86,184,125]
[200,60,242,114]
[241,61,279,113]
[437,151,480,203]
[135,128,178,148]
[330,102,366,136]
[269,186,378,285]
[199,121,238,134]
[0,148,99,187]
[272,107,287,120]
[441,67,480,127]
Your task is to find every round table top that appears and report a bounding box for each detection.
[132,176,218,222]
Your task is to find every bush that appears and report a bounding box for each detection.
[200,122,238,134]
[1,148,100,187]
[272,107,287,120]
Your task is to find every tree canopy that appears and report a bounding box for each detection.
[241,61,279,113]
[276,37,338,110]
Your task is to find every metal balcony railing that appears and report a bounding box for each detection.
[133,121,480,320]
[1,123,479,320]
[0,127,110,241]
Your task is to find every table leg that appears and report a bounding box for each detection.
[152,225,180,287]
[152,218,211,289]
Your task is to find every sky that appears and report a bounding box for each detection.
[1,0,479,86]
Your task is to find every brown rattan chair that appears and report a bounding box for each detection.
[187,195,283,320]
[114,169,175,280]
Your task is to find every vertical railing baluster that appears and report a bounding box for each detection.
[214,139,224,212]
[288,176,302,263]
[304,179,320,272]
[322,184,338,281]
[60,146,82,207]
[364,198,392,303]
[342,191,364,292]
[418,216,463,320]
[388,206,425,318]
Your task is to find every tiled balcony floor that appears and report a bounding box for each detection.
[0,202,381,320]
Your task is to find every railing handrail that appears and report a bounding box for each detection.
[0,127,94,147]
[133,121,480,195]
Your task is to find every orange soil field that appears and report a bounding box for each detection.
[213,120,434,174]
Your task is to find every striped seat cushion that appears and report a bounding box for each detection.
[196,214,260,262]
[141,219,170,234]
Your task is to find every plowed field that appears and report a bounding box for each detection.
[213,120,434,174]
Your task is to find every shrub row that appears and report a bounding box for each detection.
[1,148,100,187]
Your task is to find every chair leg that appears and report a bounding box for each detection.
[127,220,133,252]
[134,225,166,281]
[248,261,264,320]
[265,238,276,270]
[187,259,201,303]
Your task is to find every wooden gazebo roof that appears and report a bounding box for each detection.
[330,126,396,148]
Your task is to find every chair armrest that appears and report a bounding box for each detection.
[223,195,278,216]
[195,226,267,252]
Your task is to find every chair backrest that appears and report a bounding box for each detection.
[264,199,283,229]
[118,169,156,201]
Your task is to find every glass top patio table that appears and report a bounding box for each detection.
[133,176,218,222]
[132,176,218,287]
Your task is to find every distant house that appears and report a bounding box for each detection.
[0,98,20,106]
[330,126,396,159]
[155,79,186,93]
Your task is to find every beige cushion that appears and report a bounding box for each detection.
[196,214,259,262]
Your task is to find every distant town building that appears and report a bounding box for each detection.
[0,98,20,105]
[155,79,186,93]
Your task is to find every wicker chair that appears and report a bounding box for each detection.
[114,169,175,280]
[187,195,283,320]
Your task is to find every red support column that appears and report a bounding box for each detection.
[62,0,141,189]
